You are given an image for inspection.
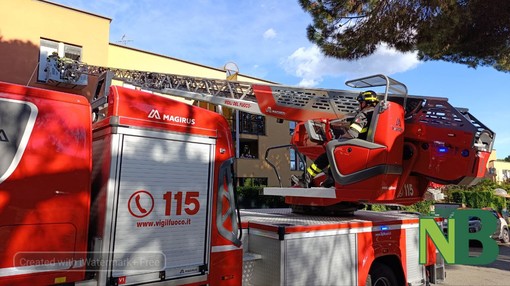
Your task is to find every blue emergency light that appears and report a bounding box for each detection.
[437,147,448,153]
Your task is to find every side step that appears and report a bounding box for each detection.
[263,187,337,198]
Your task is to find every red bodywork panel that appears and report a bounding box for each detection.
[0,82,92,285]
[95,86,228,138]
[357,229,407,285]
[404,122,490,183]
[92,86,241,285]
[241,209,424,285]
[253,84,357,122]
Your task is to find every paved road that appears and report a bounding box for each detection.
[440,243,510,285]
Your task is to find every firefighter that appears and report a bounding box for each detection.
[292,90,379,188]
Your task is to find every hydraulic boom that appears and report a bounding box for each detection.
[46,55,495,212]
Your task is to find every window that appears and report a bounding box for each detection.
[239,139,258,159]
[239,112,265,135]
[289,121,296,136]
[237,177,268,187]
[290,148,305,171]
[502,170,510,183]
[38,38,82,82]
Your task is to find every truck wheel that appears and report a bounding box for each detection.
[501,227,509,244]
[366,262,398,286]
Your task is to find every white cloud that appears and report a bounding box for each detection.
[298,78,320,87]
[281,44,421,87]
[50,0,419,88]
[263,28,277,39]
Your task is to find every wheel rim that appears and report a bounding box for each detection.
[373,276,392,286]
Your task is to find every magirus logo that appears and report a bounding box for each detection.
[148,109,196,125]
[265,107,285,116]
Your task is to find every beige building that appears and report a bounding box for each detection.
[0,0,305,187]
[487,150,510,183]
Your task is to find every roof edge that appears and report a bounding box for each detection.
[108,42,277,84]
[39,0,112,22]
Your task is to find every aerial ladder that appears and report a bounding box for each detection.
[46,54,495,213]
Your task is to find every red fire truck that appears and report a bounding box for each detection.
[0,81,243,286]
[0,57,493,285]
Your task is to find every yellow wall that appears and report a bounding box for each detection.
[489,160,510,183]
[0,0,110,93]
[489,149,497,162]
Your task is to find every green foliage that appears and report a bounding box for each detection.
[402,200,435,214]
[299,0,510,71]
[445,179,510,213]
[366,200,434,214]
[366,204,391,212]
[236,186,286,209]
[241,178,256,187]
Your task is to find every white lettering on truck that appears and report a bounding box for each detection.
[162,114,196,125]
[148,109,196,125]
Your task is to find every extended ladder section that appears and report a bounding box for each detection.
[46,54,495,151]
[47,55,372,121]
[44,55,495,208]
[47,54,262,114]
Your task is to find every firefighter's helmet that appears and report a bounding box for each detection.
[356,90,379,105]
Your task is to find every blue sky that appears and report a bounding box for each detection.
[51,0,509,158]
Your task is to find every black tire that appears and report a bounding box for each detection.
[501,227,509,244]
[366,262,398,286]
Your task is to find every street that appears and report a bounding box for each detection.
[440,243,510,285]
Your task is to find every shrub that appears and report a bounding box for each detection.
[236,185,286,209]
[446,179,509,213]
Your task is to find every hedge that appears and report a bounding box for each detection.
[447,190,507,213]
[444,179,510,213]
[236,186,286,209]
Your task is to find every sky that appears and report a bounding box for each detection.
[51,0,509,158]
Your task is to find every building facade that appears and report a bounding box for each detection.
[0,0,305,187]
[486,150,510,183]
